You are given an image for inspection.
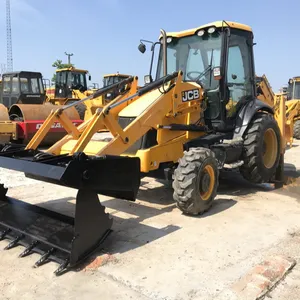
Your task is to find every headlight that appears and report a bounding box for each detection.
[208,27,216,34]
[166,37,172,43]
[197,29,205,37]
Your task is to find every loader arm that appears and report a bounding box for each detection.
[43,71,205,160]
[25,75,138,151]
[256,74,292,146]
[256,74,275,107]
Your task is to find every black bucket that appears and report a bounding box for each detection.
[0,144,141,275]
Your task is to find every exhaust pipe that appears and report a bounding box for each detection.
[160,29,167,77]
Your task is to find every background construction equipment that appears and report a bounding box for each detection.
[286,77,300,139]
[256,74,293,146]
[0,71,81,145]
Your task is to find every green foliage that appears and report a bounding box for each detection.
[51,59,74,83]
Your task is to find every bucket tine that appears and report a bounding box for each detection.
[54,259,70,276]
[4,234,24,250]
[34,248,55,268]
[19,241,39,258]
[0,228,11,241]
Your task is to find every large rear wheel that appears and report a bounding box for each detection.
[240,112,281,183]
[65,100,86,120]
[293,120,300,139]
[173,148,219,215]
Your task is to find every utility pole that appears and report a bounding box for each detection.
[64,52,73,65]
[6,0,13,72]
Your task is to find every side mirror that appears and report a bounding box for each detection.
[138,43,146,53]
[144,75,153,85]
[105,93,112,100]
[213,67,222,80]
[89,75,91,81]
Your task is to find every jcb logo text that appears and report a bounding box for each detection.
[182,89,200,102]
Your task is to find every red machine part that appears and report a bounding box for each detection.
[15,119,83,145]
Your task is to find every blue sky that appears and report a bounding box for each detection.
[0,0,298,91]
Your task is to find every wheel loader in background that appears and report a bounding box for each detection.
[256,74,293,146]
[0,71,81,145]
[286,76,300,139]
[83,72,132,120]
[0,20,285,275]
[45,67,132,120]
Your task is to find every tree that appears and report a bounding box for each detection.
[51,59,74,83]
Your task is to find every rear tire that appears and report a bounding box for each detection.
[293,120,300,139]
[173,148,219,215]
[74,103,86,120]
[240,112,281,184]
[66,100,86,120]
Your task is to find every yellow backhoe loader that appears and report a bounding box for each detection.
[256,74,293,146]
[286,76,300,139]
[0,20,285,275]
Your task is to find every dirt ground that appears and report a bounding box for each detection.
[0,140,299,300]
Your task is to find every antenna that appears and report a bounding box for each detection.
[6,0,13,72]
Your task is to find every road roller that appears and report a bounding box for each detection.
[0,71,82,146]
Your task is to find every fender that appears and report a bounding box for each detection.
[233,99,274,139]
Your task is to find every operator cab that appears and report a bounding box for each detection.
[55,67,90,98]
[103,73,131,101]
[140,21,257,133]
[0,71,46,107]
[287,77,300,100]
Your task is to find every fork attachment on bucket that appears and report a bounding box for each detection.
[0,144,141,275]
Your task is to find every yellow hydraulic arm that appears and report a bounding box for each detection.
[24,71,207,173]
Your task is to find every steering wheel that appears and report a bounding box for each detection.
[186,71,203,81]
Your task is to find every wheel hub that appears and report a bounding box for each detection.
[200,172,211,194]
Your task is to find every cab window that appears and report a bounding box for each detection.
[31,78,39,93]
[3,76,11,93]
[20,78,29,93]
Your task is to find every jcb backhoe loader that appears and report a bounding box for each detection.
[285,77,300,139]
[0,20,285,275]
[256,74,293,146]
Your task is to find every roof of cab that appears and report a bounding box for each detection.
[162,20,252,38]
[56,67,88,73]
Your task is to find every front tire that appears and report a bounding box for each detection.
[173,148,219,215]
[240,112,281,184]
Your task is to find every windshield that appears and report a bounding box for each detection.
[68,72,87,89]
[156,31,222,89]
[103,76,128,87]
[287,81,300,100]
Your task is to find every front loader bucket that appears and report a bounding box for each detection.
[0,144,141,275]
